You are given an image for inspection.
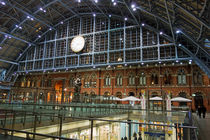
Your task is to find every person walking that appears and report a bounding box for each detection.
[202,106,206,118]
[197,105,202,118]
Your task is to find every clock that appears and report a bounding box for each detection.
[71,36,85,53]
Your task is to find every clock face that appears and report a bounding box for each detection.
[71,36,85,53]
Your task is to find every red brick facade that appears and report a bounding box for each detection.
[13,64,210,111]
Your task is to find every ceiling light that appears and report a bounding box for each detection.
[113,2,116,6]
[159,31,163,35]
[19,26,22,29]
[93,13,96,17]
[94,0,98,3]
[180,62,183,65]
[78,0,81,2]
[176,60,179,63]
[49,28,52,30]
[27,16,30,19]
[8,36,11,39]
[141,62,144,65]
[38,35,41,38]
[133,8,136,11]
[176,30,181,34]
[131,4,135,8]
[178,44,182,46]
[159,62,161,64]
[189,61,192,64]
[15,25,19,27]
[60,21,63,24]
[109,14,112,17]
[39,8,43,11]
[1,2,6,5]
[124,17,127,21]
[141,23,145,26]
[30,18,34,21]
[0,47,2,49]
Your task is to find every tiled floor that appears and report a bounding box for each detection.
[194,113,210,140]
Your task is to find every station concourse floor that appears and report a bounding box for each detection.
[0,134,26,140]
[194,113,210,140]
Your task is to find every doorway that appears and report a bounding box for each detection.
[129,92,135,96]
[54,80,63,103]
[194,92,203,109]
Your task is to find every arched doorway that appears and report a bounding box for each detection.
[128,92,135,96]
[194,92,203,109]
[150,92,162,110]
[104,92,110,103]
[116,92,122,99]
[90,91,96,103]
[54,80,63,103]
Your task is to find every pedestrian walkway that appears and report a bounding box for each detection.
[0,134,26,140]
[194,113,210,140]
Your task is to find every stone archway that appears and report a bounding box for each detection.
[128,92,135,96]
[116,92,122,99]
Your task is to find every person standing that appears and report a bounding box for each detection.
[202,106,206,118]
[197,106,202,118]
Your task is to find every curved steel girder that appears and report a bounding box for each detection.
[0,0,57,47]
[180,44,210,78]
[5,11,210,80]
[170,0,210,29]
[0,31,35,46]
[5,0,54,28]
[0,59,18,65]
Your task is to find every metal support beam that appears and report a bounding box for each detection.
[164,0,175,42]
[58,1,79,17]
[0,59,18,65]
[171,1,210,29]
[0,0,57,47]
[0,31,35,46]
[122,0,140,26]
[5,0,54,28]
[90,0,108,18]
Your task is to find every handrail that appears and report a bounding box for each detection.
[0,127,77,140]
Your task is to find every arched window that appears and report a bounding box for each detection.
[116,74,123,86]
[139,72,146,85]
[27,80,31,87]
[104,74,111,86]
[164,70,171,85]
[178,69,186,85]
[48,79,52,87]
[34,80,37,87]
[31,80,34,87]
[69,76,74,87]
[84,75,90,88]
[90,74,97,87]
[151,73,158,85]
[128,73,135,86]
[193,70,202,85]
